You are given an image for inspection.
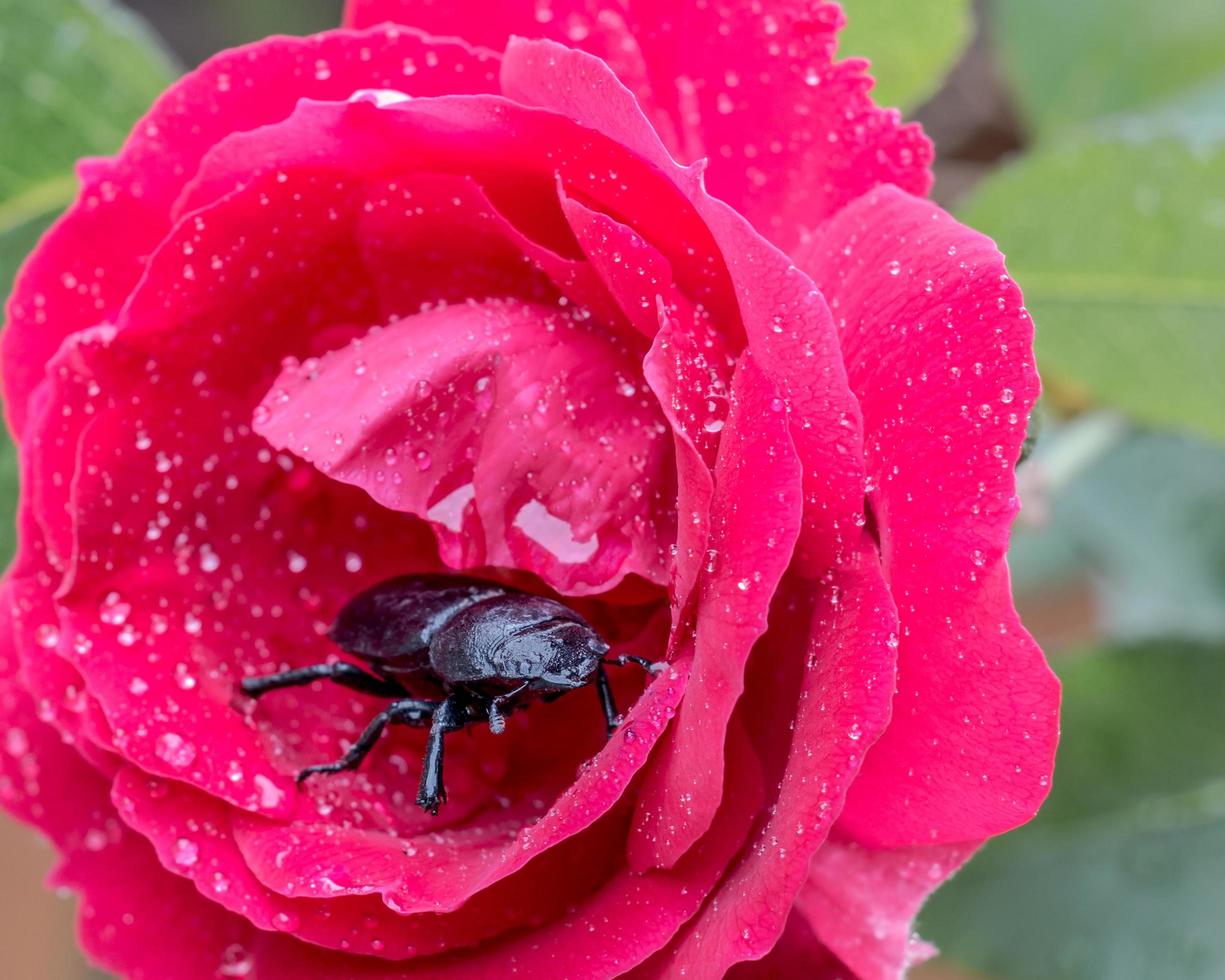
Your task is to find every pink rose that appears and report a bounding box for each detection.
[0,2,1059,977]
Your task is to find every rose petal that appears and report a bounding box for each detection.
[720,912,842,980]
[346,1,931,250]
[0,602,115,852]
[2,27,500,434]
[630,353,802,869]
[255,299,672,594]
[112,766,629,958]
[797,836,979,980]
[642,546,898,978]
[53,826,256,980]
[795,186,1060,846]
[357,173,630,332]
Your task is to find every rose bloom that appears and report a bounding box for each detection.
[0,2,1059,978]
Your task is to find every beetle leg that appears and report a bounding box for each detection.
[241,662,407,700]
[487,682,530,735]
[602,654,665,675]
[416,695,466,815]
[296,698,438,784]
[595,665,621,737]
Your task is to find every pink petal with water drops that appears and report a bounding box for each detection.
[639,543,898,978]
[721,913,843,980]
[797,836,979,980]
[112,765,628,958]
[2,27,501,433]
[5,353,133,766]
[0,584,115,851]
[239,718,764,980]
[346,1,932,251]
[630,353,802,870]
[52,822,259,980]
[502,37,882,572]
[255,299,672,595]
[559,191,732,608]
[0,690,256,980]
[47,337,435,817]
[795,185,1060,847]
[357,173,630,333]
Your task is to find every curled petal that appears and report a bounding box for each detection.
[256,300,672,594]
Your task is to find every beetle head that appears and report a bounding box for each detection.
[513,620,608,691]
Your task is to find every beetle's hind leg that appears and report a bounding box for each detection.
[241,662,407,700]
[297,698,438,784]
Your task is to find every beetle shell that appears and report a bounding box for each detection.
[328,574,507,674]
[429,594,609,695]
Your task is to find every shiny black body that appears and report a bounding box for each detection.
[241,574,658,813]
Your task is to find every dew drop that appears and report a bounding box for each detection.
[172,837,199,868]
[155,732,197,769]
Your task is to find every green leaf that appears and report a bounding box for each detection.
[839,0,972,110]
[922,643,1225,980]
[0,0,178,295]
[1011,425,1225,643]
[960,136,1225,441]
[990,0,1225,139]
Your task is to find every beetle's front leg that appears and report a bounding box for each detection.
[595,665,621,737]
[416,695,466,815]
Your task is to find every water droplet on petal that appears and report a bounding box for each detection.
[155,732,196,769]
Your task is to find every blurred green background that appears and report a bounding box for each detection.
[0,1,1222,977]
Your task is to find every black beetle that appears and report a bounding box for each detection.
[241,574,660,814]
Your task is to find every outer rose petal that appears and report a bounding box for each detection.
[55,829,256,980]
[2,591,246,980]
[798,837,979,980]
[2,27,500,433]
[794,186,1060,846]
[344,0,932,250]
